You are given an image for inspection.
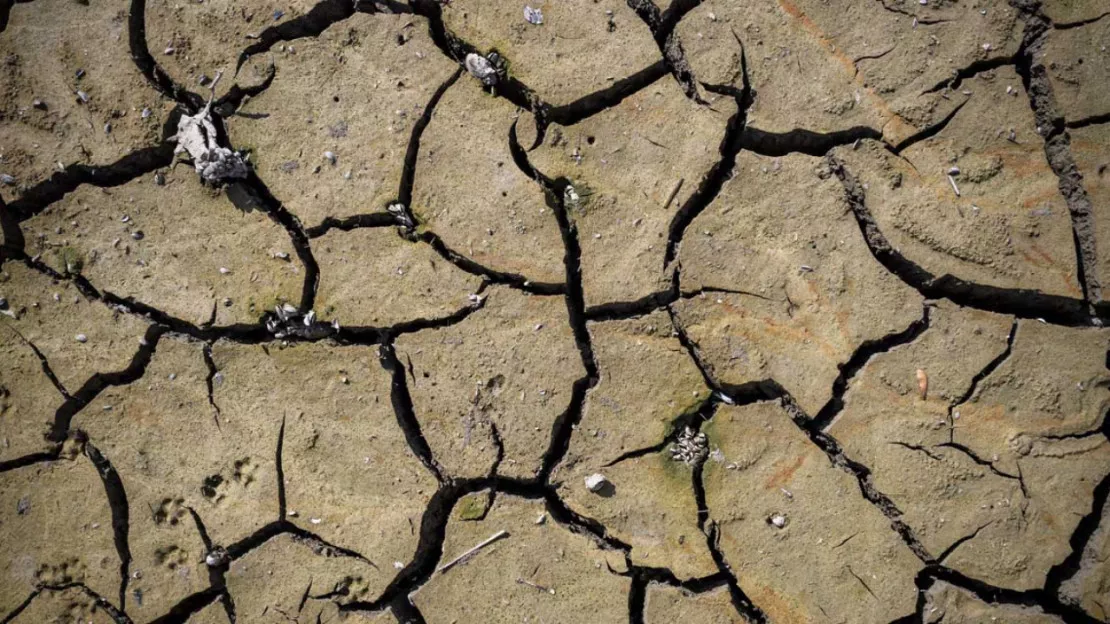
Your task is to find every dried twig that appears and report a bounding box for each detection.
[436,530,509,574]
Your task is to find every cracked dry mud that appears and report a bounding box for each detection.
[1,0,1109,623]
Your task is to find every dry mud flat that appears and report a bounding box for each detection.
[1,0,1110,622]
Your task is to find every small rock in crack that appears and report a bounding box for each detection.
[585,473,610,493]
[154,172,165,186]
[16,496,30,515]
[141,107,152,119]
[0,174,15,186]
[465,53,499,86]
[32,99,47,110]
[75,68,85,79]
[132,230,145,241]
[769,513,787,529]
[75,333,88,343]
[0,297,8,310]
[222,298,232,307]
[324,151,337,166]
[205,546,229,567]
[198,74,211,86]
[76,90,89,104]
[273,8,284,20]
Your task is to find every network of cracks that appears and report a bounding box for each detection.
[1,0,1110,622]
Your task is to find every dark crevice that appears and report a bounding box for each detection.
[1066,111,1110,129]
[1054,11,1110,29]
[779,392,936,564]
[201,343,222,428]
[11,331,71,399]
[408,0,667,149]
[740,125,883,158]
[508,121,601,482]
[628,574,648,624]
[948,320,1017,442]
[890,99,968,154]
[377,341,446,483]
[276,416,287,521]
[605,398,718,468]
[389,597,427,624]
[37,582,132,624]
[84,441,132,613]
[305,212,399,238]
[7,141,177,223]
[663,42,752,268]
[924,55,1017,94]
[415,229,567,295]
[146,588,222,624]
[0,450,59,474]
[920,565,1104,623]
[236,0,357,72]
[1013,3,1102,309]
[937,521,995,564]
[227,173,319,313]
[49,325,166,442]
[626,0,706,104]
[129,0,204,112]
[828,156,1101,326]
[397,67,464,208]
[813,304,932,431]
[0,588,41,624]
[702,520,768,623]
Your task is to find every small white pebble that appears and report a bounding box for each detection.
[219,267,231,275]
[75,334,88,343]
[310,517,322,524]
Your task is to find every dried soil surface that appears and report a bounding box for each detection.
[1,0,1109,622]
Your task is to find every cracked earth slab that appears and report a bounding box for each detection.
[143,0,320,102]
[0,261,149,391]
[441,0,660,108]
[314,225,481,327]
[1041,18,1110,123]
[674,151,923,416]
[209,341,436,589]
[411,496,631,623]
[22,169,305,326]
[523,77,737,305]
[396,286,583,480]
[702,401,924,622]
[0,453,118,616]
[0,0,170,200]
[228,12,459,228]
[411,77,567,285]
[679,0,1023,139]
[835,96,1082,301]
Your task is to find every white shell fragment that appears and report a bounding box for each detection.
[524,5,543,25]
[670,427,709,466]
[465,53,499,86]
[585,473,610,493]
[171,73,249,184]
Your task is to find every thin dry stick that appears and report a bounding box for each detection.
[436,530,509,574]
[662,178,684,211]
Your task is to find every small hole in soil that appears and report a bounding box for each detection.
[586,136,596,145]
